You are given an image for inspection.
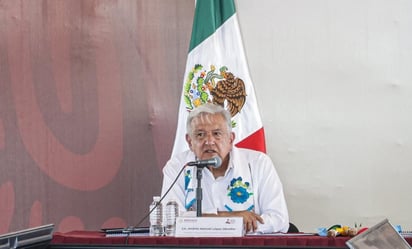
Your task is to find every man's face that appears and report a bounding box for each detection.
[186,113,235,161]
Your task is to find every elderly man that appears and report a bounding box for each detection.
[161,103,289,233]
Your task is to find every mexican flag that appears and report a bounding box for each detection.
[172,0,266,156]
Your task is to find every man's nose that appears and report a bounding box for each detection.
[204,133,216,145]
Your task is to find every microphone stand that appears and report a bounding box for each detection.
[191,158,221,217]
[195,166,203,217]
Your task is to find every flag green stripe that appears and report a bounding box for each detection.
[189,0,236,52]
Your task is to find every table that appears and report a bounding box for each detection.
[50,230,351,249]
[50,230,412,249]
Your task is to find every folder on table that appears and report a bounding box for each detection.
[346,218,411,249]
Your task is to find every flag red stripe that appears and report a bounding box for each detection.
[235,127,266,153]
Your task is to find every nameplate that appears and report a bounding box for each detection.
[175,217,244,237]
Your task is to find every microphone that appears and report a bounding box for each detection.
[187,157,222,168]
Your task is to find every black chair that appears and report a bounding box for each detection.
[287,222,299,233]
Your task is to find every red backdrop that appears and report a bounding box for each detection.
[0,0,193,233]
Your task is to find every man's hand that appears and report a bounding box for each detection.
[204,210,264,232]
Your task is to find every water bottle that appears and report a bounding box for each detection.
[149,196,164,236]
[164,199,179,236]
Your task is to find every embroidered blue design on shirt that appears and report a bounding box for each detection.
[184,169,197,210]
[184,169,192,190]
[225,204,254,212]
[227,176,253,204]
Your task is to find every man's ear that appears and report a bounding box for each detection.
[229,131,235,145]
[185,134,193,150]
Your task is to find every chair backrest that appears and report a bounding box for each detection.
[287,222,299,233]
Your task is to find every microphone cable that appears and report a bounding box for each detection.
[123,162,188,244]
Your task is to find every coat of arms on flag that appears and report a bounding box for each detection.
[172,0,266,156]
[184,64,246,127]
